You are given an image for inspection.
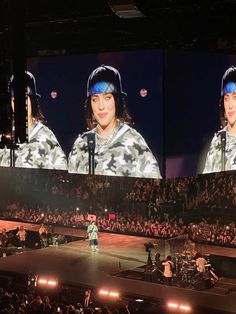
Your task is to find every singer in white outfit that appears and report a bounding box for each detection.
[87,221,99,252]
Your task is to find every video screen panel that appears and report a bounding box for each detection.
[8,49,164,178]
[165,50,236,178]
[4,48,236,179]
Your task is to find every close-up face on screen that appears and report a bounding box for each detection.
[165,50,236,178]
[25,49,164,178]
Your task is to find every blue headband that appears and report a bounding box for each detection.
[88,81,117,96]
[223,82,236,95]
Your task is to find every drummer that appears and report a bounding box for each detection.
[195,252,207,273]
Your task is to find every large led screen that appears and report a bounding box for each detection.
[0,50,164,179]
[165,50,236,178]
[3,49,236,179]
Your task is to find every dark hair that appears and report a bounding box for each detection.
[9,71,45,123]
[195,252,202,259]
[29,95,45,122]
[84,93,131,130]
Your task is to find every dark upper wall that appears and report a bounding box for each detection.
[0,0,236,57]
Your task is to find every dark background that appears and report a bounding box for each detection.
[165,51,236,177]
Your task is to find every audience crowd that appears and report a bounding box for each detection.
[0,286,132,313]
[0,168,235,313]
[0,206,236,248]
[0,167,236,248]
[0,287,83,313]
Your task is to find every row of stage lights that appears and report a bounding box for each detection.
[167,302,191,312]
[98,289,192,312]
[34,276,192,312]
[98,289,120,298]
[37,277,58,287]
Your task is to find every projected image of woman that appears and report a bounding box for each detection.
[68,65,161,178]
[0,134,3,165]
[0,71,67,170]
[203,66,236,173]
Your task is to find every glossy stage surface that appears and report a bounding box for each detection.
[0,220,236,313]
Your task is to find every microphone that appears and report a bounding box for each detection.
[87,132,95,175]
[220,130,226,171]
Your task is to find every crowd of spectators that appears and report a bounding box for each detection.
[0,288,84,313]
[0,206,236,248]
[0,168,236,313]
[0,286,133,313]
[0,167,236,248]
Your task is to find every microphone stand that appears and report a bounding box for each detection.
[220,130,226,171]
[87,133,95,175]
[9,100,27,167]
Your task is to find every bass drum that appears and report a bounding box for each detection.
[192,276,212,290]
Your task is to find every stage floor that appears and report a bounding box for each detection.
[0,220,236,313]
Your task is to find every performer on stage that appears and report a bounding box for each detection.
[195,252,207,274]
[162,255,174,286]
[86,221,99,252]
[39,223,48,248]
[16,225,27,247]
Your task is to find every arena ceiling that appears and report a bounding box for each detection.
[0,0,236,56]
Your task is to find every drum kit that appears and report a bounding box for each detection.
[144,251,218,289]
[173,252,218,289]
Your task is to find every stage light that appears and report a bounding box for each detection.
[38,278,47,285]
[109,291,119,298]
[179,304,191,312]
[135,299,144,302]
[51,90,58,99]
[140,88,148,97]
[167,301,192,312]
[167,302,178,309]
[99,289,109,295]
[47,280,57,286]
[98,288,120,299]
[37,276,58,288]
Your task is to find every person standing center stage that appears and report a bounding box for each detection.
[86,221,99,252]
